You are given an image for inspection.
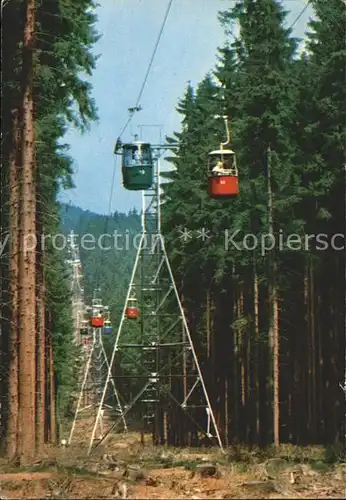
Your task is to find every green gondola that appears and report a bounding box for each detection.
[119,142,153,191]
[80,319,89,335]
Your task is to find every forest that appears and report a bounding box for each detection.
[1,0,99,463]
[0,0,345,472]
[160,0,345,448]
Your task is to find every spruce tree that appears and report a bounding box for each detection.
[1,0,99,460]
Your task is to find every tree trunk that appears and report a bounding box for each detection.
[253,261,260,442]
[18,0,36,464]
[36,255,45,453]
[267,146,279,446]
[239,290,247,440]
[36,158,45,452]
[224,376,229,445]
[48,332,56,443]
[301,261,309,442]
[6,108,21,459]
[206,288,211,359]
[272,262,279,447]
[309,258,317,440]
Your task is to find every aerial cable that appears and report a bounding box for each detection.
[96,0,181,296]
[96,0,176,327]
[118,106,141,140]
[106,155,117,217]
[135,0,174,108]
[117,0,175,140]
[287,0,311,31]
[94,154,118,294]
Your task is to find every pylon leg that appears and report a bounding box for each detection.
[68,340,95,445]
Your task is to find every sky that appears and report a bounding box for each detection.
[60,0,313,215]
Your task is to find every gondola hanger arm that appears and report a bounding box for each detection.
[221,116,231,148]
[212,114,231,148]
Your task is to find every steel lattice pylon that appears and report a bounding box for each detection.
[86,150,223,454]
[68,320,127,445]
[67,231,84,346]
[67,234,127,445]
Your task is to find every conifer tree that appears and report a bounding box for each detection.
[216,0,299,445]
[1,0,99,461]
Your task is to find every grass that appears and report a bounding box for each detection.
[221,443,345,467]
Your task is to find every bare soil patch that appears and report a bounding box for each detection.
[0,433,344,499]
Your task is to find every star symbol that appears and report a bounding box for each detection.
[196,228,211,241]
[178,228,193,242]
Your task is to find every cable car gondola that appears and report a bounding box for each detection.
[89,297,105,327]
[103,308,112,334]
[115,139,153,191]
[208,149,238,197]
[103,320,112,334]
[125,297,139,319]
[80,319,90,335]
[208,116,239,198]
[90,315,104,328]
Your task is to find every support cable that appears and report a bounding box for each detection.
[117,0,175,140]
[287,1,311,31]
[98,0,175,286]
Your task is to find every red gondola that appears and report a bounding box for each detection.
[207,115,239,198]
[89,297,104,327]
[90,315,104,327]
[125,297,139,319]
[208,149,239,198]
